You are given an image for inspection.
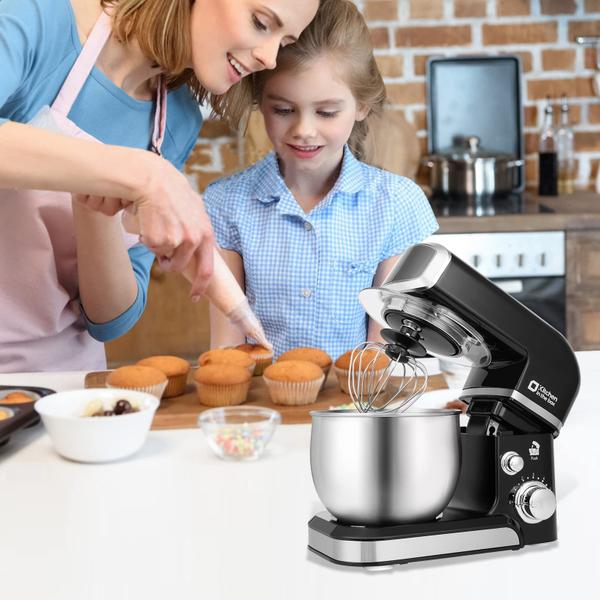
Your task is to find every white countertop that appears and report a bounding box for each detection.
[1,353,599,600]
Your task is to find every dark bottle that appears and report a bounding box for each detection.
[538,97,558,196]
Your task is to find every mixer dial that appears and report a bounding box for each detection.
[514,481,556,524]
[501,451,524,475]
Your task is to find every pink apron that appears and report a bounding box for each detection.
[0,11,167,372]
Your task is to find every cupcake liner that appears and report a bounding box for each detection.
[251,354,273,376]
[163,372,189,398]
[195,380,251,407]
[334,366,388,398]
[262,374,325,406]
[107,379,168,401]
[247,361,257,376]
[319,364,332,391]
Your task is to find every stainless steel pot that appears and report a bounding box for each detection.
[310,409,461,526]
[423,136,524,198]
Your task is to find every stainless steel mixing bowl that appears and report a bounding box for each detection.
[310,409,461,525]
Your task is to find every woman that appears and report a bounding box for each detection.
[0,0,318,371]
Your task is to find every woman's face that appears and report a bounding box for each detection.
[190,0,319,95]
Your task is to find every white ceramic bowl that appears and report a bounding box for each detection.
[34,388,159,463]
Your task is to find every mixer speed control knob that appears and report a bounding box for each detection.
[501,451,524,475]
[514,481,556,524]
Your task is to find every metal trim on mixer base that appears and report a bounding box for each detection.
[308,522,521,566]
[461,388,563,432]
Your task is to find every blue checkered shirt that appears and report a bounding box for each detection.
[204,146,438,360]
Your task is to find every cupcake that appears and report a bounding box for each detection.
[194,364,252,407]
[106,365,168,399]
[198,348,256,376]
[0,391,35,404]
[262,360,324,406]
[235,343,273,376]
[277,347,332,389]
[334,349,390,395]
[137,355,190,398]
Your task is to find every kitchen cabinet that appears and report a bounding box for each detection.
[566,230,600,350]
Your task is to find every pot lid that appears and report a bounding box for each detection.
[434,136,515,161]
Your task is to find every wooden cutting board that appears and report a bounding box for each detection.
[84,369,448,429]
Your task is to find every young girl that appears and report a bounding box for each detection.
[0,0,317,371]
[204,0,438,360]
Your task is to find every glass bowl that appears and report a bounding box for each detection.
[198,406,281,461]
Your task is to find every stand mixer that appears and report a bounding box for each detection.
[308,242,580,568]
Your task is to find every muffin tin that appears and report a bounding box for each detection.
[0,385,55,447]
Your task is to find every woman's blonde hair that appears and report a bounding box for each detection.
[100,0,254,130]
[253,0,386,163]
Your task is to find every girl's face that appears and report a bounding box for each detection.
[190,0,319,95]
[260,55,368,179]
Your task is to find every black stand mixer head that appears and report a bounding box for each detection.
[360,242,580,436]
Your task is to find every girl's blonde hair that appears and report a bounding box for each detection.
[253,0,386,164]
[100,0,253,130]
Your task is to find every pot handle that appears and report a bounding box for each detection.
[508,159,524,189]
[506,159,525,168]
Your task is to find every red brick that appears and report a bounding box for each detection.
[386,82,426,104]
[525,132,539,155]
[375,55,404,78]
[527,78,595,99]
[413,54,441,76]
[412,109,427,131]
[589,104,600,123]
[541,0,577,14]
[584,48,599,69]
[363,1,398,21]
[395,26,471,48]
[497,0,531,17]
[370,27,390,49]
[586,0,600,12]
[590,159,600,185]
[454,0,487,18]
[187,143,213,168]
[200,120,233,139]
[524,105,538,127]
[525,156,538,189]
[575,131,600,151]
[220,142,240,174]
[409,0,444,19]
[568,21,600,42]
[542,49,576,71]
[504,51,533,72]
[483,23,557,45]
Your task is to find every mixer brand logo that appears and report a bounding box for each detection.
[529,441,540,460]
[527,380,557,406]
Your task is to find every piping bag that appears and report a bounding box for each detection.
[122,209,272,350]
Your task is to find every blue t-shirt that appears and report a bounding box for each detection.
[204,147,439,360]
[0,0,203,341]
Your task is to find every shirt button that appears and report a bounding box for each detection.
[304,221,313,231]
[301,288,313,298]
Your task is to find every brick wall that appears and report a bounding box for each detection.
[185,0,600,193]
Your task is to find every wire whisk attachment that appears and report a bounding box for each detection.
[348,342,428,413]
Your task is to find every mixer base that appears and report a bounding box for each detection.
[308,509,523,568]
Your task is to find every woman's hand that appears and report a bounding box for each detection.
[74,152,215,299]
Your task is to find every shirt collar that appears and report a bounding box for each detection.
[250,145,365,213]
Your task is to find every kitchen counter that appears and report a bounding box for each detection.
[0,354,598,600]
[437,191,600,233]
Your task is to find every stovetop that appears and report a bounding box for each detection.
[429,193,555,217]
